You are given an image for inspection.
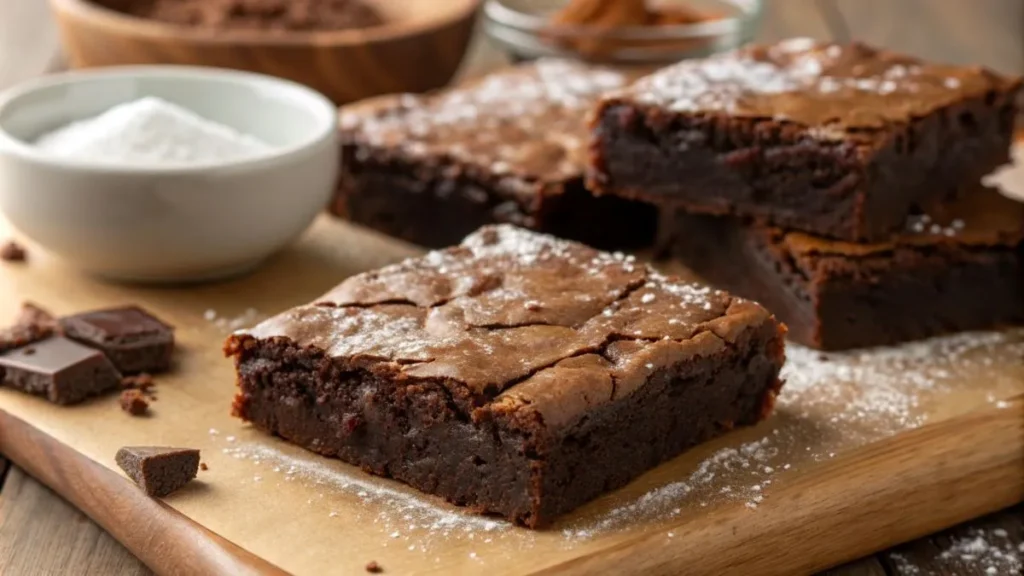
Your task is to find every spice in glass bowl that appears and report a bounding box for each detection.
[549,0,717,58]
[484,0,762,64]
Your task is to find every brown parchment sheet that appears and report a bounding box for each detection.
[0,153,1022,575]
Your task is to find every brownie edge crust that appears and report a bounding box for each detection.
[226,225,785,527]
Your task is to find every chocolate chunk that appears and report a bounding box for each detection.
[120,390,149,416]
[115,446,200,497]
[0,240,26,262]
[365,561,383,573]
[0,336,122,405]
[61,306,175,374]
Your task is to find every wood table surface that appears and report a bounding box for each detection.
[2,1,1024,574]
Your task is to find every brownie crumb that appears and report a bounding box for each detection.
[115,446,200,497]
[0,301,58,353]
[120,390,150,416]
[365,561,383,573]
[17,302,56,330]
[200,462,209,471]
[0,240,26,262]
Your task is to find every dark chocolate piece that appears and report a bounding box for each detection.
[664,187,1024,350]
[227,225,785,527]
[334,59,657,250]
[60,306,174,374]
[365,561,383,573]
[589,38,1021,242]
[0,336,123,405]
[120,389,150,415]
[115,446,200,497]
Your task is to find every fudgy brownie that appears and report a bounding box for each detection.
[589,38,1021,242]
[334,59,657,250]
[663,187,1024,350]
[227,225,785,527]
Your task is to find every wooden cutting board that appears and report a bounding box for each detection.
[1,155,1023,576]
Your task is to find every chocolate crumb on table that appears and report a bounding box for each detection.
[334,59,657,251]
[199,462,209,471]
[227,224,786,527]
[115,446,200,497]
[0,303,57,354]
[60,306,175,374]
[119,389,150,416]
[589,38,1021,242]
[0,239,26,262]
[0,336,123,405]
[365,560,383,573]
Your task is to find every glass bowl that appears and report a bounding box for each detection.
[483,0,762,65]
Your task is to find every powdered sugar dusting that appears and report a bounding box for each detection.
[781,329,1024,436]
[220,442,524,551]
[886,527,1023,575]
[204,307,264,333]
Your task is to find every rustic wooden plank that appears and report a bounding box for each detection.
[756,0,834,43]
[0,467,151,576]
[833,0,1024,73]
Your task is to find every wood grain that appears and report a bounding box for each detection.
[0,410,286,576]
[541,396,1024,575]
[50,0,480,104]
[0,467,151,576]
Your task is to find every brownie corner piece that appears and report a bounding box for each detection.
[227,224,785,527]
[589,38,1021,242]
[332,59,657,250]
[116,446,200,497]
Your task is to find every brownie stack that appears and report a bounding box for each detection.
[588,38,1024,350]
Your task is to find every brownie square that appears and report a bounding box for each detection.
[333,59,657,250]
[60,306,174,374]
[589,38,1021,242]
[663,187,1024,350]
[227,225,785,527]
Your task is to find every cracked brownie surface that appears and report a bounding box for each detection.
[332,60,657,250]
[589,38,1020,242]
[227,225,785,526]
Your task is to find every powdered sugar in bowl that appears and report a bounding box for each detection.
[0,66,338,282]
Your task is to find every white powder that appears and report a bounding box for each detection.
[35,97,271,165]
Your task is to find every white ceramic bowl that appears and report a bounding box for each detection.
[0,66,338,283]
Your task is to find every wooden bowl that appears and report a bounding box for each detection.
[50,0,481,105]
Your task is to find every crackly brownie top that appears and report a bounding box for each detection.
[234,225,774,425]
[340,59,628,183]
[780,186,1024,258]
[614,38,1019,132]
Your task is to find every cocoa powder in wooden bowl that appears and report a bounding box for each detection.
[51,0,480,104]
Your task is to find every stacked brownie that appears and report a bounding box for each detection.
[332,59,656,250]
[588,38,1023,349]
